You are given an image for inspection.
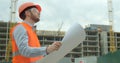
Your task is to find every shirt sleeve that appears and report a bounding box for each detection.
[13,24,47,57]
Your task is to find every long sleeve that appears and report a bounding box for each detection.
[13,24,47,57]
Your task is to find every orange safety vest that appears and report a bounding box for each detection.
[10,22,44,63]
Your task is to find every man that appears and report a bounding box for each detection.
[10,2,62,63]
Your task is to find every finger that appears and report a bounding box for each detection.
[54,42,62,47]
[54,45,61,50]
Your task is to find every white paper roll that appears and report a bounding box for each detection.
[38,23,86,63]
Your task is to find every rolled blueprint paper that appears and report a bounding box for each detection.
[39,22,86,63]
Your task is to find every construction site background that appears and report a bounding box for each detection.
[1,21,120,63]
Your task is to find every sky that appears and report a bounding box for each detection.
[0,0,120,31]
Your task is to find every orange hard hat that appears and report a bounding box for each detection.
[19,2,42,19]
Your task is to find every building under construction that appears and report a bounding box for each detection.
[0,21,120,63]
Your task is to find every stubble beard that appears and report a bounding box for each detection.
[30,12,40,23]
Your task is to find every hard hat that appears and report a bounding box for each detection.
[19,2,42,19]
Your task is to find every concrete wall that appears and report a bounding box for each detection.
[101,31,108,55]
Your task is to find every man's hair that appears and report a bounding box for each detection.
[20,6,36,20]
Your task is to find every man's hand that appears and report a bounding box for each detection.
[46,42,62,54]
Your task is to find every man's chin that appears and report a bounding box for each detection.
[34,18,40,23]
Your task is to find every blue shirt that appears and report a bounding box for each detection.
[13,21,47,57]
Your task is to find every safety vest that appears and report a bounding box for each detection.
[10,22,44,63]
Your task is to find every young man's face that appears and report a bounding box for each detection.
[29,8,40,23]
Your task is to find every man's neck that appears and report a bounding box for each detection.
[24,18,35,25]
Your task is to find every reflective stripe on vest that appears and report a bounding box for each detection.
[13,51,43,63]
[13,51,20,57]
